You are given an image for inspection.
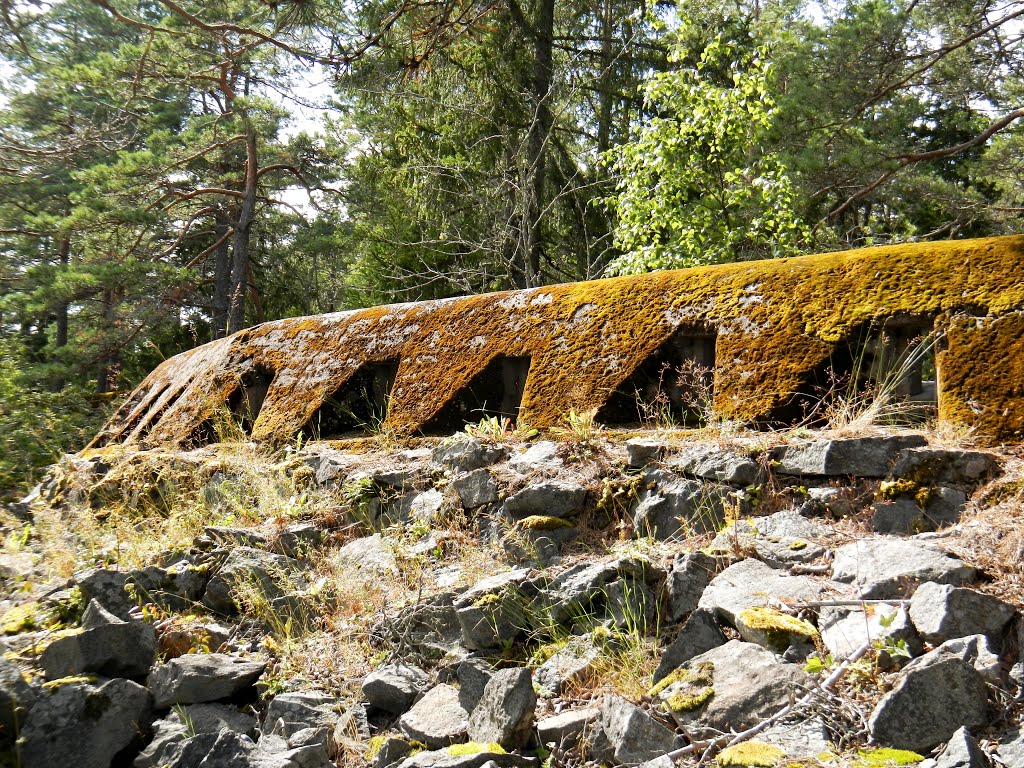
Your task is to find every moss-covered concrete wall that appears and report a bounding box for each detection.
[89,235,1024,447]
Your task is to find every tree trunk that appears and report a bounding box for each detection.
[227,127,258,335]
[55,237,70,349]
[525,0,555,287]
[212,210,232,338]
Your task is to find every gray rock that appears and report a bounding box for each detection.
[820,603,922,662]
[21,677,150,768]
[362,664,431,713]
[631,472,735,539]
[439,658,495,713]
[454,469,499,509]
[868,652,989,752]
[398,684,469,749]
[774,435,927,477]
[655,640,811,737]
[625,439,668,468]
[697,558,829,626]
[535,636,600,697]
[333,534,399,576]
[653,609,728,683]
[907,635,1002,685]
[831,539,977,599]
[203,547,306,614]
[909,582,1016,645]
[502,481,586,520]
[433,438,509,471]
[535,558,652,627]
[41,613,156,679]
[302,449,356,486]
[81,598,124,629]
[759,717,833,758]
[397,748,535,768]
[264,690,338,741]
[872,499,927,534]
[405,489,445,525]
[590,695,681,766]
[913,581,1015,651]
[76,567,136,619]
[375,737,413,768]
[932,727,987,768]
[135,703,257,768]
[708,509,828,566]
[607,577,657,633]
[507,441,562,472]
[0,657,35,745]
[667,445,760,486]
[891,448,998,485]
[467,667,536,749]
[665,552,721,623]
[148,653,266,708]
[994,728,1024,767]
[536,707,599,747]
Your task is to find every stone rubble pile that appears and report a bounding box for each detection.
[0,432,1021,768]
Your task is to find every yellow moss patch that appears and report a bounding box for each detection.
[879,478,918,501]
[650,661,715,713]
[1,603,42,635]
[447,742,506,756]
[717,741,787,767]
[737,607,817,652]
[856,748,925,766]
[517,515,574,531]
[41,675,98,691]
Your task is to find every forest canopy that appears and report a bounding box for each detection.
[0,0,1022,490]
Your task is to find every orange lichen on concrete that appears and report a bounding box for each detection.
[87,235,1024,448]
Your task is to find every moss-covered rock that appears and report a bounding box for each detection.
[735,606,818,653]
[650,661,715,713]
[717,741,787,766]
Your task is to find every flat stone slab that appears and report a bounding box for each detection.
[831,538,977,599]
[698,558,834,625]
[148,653,266,708]
[774,435,927,477]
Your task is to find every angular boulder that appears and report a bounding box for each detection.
[831,539,976,599]
[20,677,151,768]
[148,653,266,708]
[868,652,989,752]
[467,667,537,750]
[398,684,470,749]
[908,582,1016,645]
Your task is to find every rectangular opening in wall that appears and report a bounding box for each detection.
[227,365,276,435]
[423,355,532,434]
[598,325,717,427]
[771,315,937,427]
[301,360,399,440]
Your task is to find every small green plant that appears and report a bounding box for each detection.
[551,407,603,446]
[465,415,537,444]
